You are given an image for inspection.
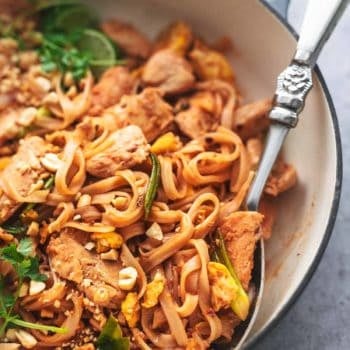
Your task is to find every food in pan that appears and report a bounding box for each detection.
[0,1,297,349]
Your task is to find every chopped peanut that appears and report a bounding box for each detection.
[15,330,37,349]
[40,153,62,172]
[145,222,163,241]
[118,266,138,291]
[29,280,46,295]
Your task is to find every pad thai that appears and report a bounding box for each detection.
[0,1,297,349]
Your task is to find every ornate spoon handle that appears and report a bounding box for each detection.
[246,0,348,211]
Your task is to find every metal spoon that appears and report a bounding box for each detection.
[236,0,348,348]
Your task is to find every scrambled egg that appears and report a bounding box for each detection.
[91,232,123,253]
[141,272,165,308]
[121,292,140,327]
[151,132,182,154]
[207,261,238,311]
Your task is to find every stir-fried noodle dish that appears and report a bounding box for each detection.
[0,1,298,349]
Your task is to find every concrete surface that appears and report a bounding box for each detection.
[253,1,350,349]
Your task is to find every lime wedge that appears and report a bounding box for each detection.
[77,29,119,77]
[53,5,98,31]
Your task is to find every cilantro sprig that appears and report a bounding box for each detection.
[39,30,91,81]
[0,238,66,336]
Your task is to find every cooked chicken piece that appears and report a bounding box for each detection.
[0,136,51,223]
[265,160,297,196]
[259,197,277,240]
[101,19,152,59]
[246,137,263,168]
[219,211,263,290]
[175,91,220,139]
[110,88,174,142]
[176,106,219,140]
[142,49,195,95]
[47,229,124,308]
[154,21,193,55]
[189,41,234,83]
[233,99,272,140]
[86,125,149,178]
[89,67,135,116]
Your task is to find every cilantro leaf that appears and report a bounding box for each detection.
[0,239,58,337]
[0,244,24,265]
[38,30,91,81]
[25,257,47,282]
[0,277,15,312]
[0,239,47,282]
[17,238,33,257]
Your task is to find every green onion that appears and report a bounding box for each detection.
[144,153,160,219]
[215,231,250,321]
[10,318,67,334]
[43,175,55,189]
[1,222,27,235]
[97,315,130,350]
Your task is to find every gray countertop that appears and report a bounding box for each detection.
[253,1,350,349]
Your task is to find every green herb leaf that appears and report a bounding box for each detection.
[44,175,55,189]
[24,257,47,282]
[17,238,33,256]
[0,239,47,282]
[97,315,130,350]
[144,153,161,219]
[0,238,62,337]
[0,243,24,265]
[10,318,67,334]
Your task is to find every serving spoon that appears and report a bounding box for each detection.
[231,0,349,348]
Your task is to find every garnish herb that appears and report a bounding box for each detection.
[0,238,67,335]
[144,153,161,219]
[1,221,27,235]
[39,30,91,81]
[97,315,130,350]
[43,174,55,190]
[35,1,122,80]
[214,231,250,321]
